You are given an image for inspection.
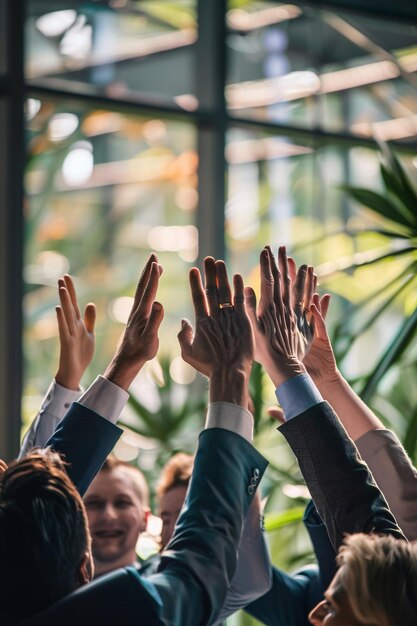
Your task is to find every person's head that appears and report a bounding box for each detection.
[83,455,149,576]
[156,453,193,548]
[309,533,417,626]
[0,450,92,619]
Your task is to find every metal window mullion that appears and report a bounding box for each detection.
[196,0,227,264]
[0,0,25,460]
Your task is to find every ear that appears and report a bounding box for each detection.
[77,551,94,586]
[143,507,151,533]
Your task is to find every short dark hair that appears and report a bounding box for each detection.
[0,449,90,619]
[156,452,193,500]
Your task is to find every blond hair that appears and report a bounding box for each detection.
[100,455,149,507]
[335,534,417,626]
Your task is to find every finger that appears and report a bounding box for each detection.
[278,246,291,308]
[320,294,331,320]
[59,286,76,334]
[293,264,307,316]
[63,275,81,320]
[233,274,245,312]
[0,459,7,473]
[287,257,297,284]
[310,303,328,340]
[245,286,259,330]
[84,303,96,334]
[144,301,164,336]
[204,257,220,316]
[131,253,158,312]
[260,248,274,310]
[136,262,160,319]
[267,247,282,310]
[215,260,233,307]
[177,318,194,356]
[55,305,70,341]
[266,406,285,425]
[304,266,315,311]
[189,268,208,320]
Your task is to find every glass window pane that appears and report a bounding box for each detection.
[25,1,197,107]
[226,1,417,142]
[23,97,197,430]
[226,124,416,380]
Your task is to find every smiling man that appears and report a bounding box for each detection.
[83,456,149,576]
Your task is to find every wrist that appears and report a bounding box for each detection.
[309,367,342,390]
[55,369,82,391]
[209,367,250,407]
[103,356,146,392]
[264,357,306,388]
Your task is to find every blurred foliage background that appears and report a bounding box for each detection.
[22,1,417,624]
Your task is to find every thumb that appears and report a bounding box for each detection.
[267,406,285,425]
[310,303,328,341]
[84,303,97,334]
[177,318,194,354]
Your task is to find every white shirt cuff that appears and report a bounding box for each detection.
[205,402,253,443]
[78,375,129,424]
[47,379,83,415]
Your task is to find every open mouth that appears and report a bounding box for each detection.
[94,530,124,539]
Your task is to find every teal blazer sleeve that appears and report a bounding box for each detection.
[45,401,123,496]
[20,428,268,626]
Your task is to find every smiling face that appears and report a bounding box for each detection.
[84,467,148,576]
[159,484,188,549]
[308,574,364,626]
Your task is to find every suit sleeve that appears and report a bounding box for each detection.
[279,402,406,551]
[210,495,272,625]
[19,380,82,458]
[45,401,123,497]
[355,428,417,541]
[151,428,268,626]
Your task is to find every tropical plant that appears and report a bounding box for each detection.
[314,144,417,402]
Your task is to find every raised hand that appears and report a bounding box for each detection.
[55,275,96,390]
[178,257,254,406]
[304,293,339,384]
[104,254,164,390]
[246,246,306,387]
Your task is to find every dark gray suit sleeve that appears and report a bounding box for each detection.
[279,402,406,551]
[154,427,268,626]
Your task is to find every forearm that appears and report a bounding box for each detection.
[279,403,405,550]
[159,429,268,626]
[313,372,383,441]
[356,429,417,541]
[211,497,272,625]
[19,380,83,458]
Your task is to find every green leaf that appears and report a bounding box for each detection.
[360,307,417,402]
[380,163,417,230]
[381,146,417,220]
[341,186,414,232]
[264,506,306,532]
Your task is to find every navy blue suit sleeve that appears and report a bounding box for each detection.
[245,565,322,626]
[303,501,336,592]
[45,402,123,496]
